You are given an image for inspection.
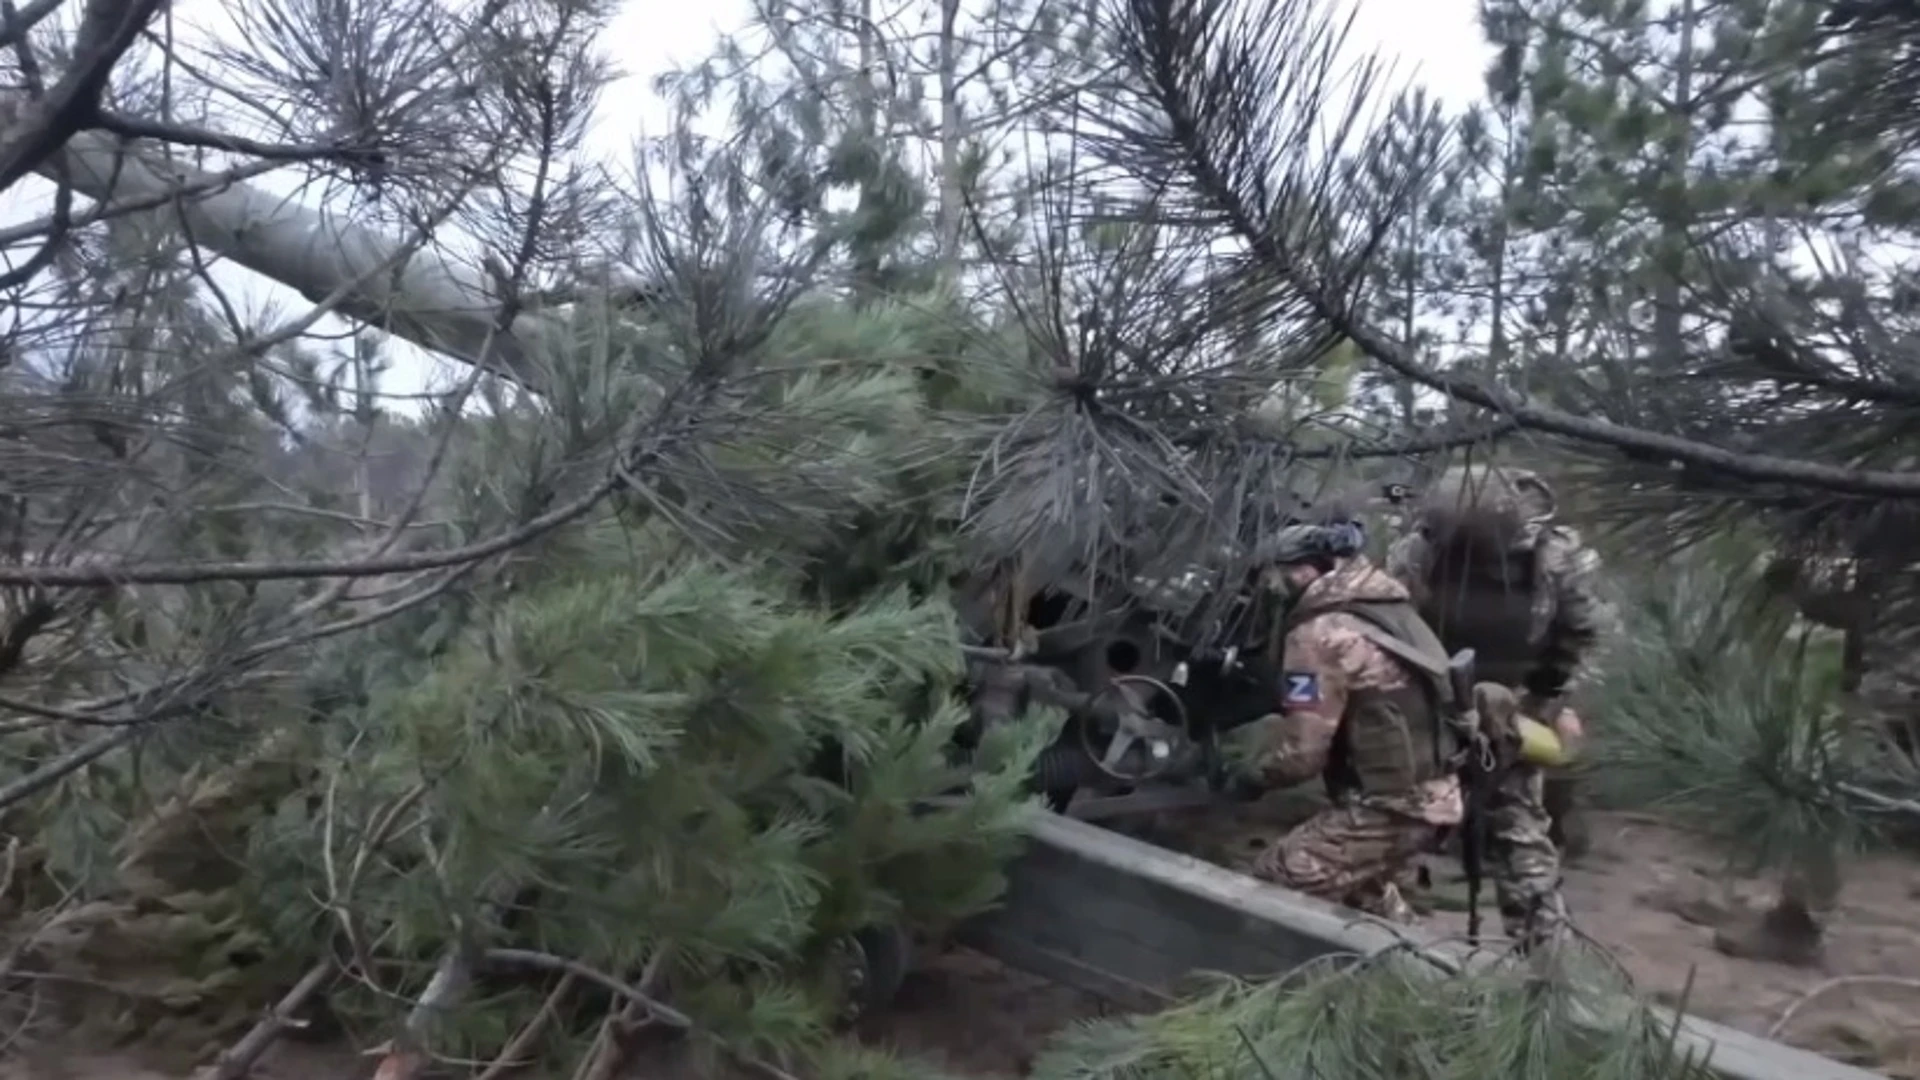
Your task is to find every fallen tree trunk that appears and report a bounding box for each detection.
[32,131,560,386]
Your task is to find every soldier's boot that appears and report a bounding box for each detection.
[1504,891,1571,955]
[1542,771,1591,862]
[1711,897,1824,967]
[1371,882,1418,925]
[1346,881,1418,925]
[1712,860,1835,968]
[1395,861,1435,915]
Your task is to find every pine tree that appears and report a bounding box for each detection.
[1469,0,1902,425]
[656,0,1103,292]
[296,180,1065,1075]
[0,15,1074,1060]
[283,531,1050,1075]
[1355,88,1460,429]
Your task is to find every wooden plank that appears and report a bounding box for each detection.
[960,809,1888,1080]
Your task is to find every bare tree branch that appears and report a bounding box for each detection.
[196,962,336,1080]
[0,471,620,587]
[0,562,471,809]
[91,108,383,164]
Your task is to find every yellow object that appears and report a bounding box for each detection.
[1516,715,1570,768]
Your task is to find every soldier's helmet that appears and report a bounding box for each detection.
[1250,520,1368,568]
[1419,463,1557,526]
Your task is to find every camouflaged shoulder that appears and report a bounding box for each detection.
[1535,525,1621,689]
[1538,527,1605,605]
[1383,531,1429,584]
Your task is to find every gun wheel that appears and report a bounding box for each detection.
[829,922,913,1024]
[1080,673,1191,783]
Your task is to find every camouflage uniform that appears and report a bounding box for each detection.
[1384,465,1614,948]
[1239,555,1464,922]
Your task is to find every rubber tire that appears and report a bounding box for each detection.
[846,922,913,1018]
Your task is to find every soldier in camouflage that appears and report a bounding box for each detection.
[1226,520,1464,924]
[1384,464,1613,948]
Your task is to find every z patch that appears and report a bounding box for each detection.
[1281,672,1321,706]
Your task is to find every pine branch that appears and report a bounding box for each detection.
[485,950,805,1080]
[485,949,693,1029]
[1029,940,1716,1080]
[0,474,620,587]
[90,110,380,164]
[1086,0,1920,497]
[0,564,470,810]
[475,972,577,1080]
[1590,549,1911,874]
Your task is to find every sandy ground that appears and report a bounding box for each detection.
[1521,813,1920,1077]
[1124,796,1920,1079]
[4,805,1917,1079]
[851,948,1109,1077]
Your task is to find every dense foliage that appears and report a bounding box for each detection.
[2,0,1920,1073]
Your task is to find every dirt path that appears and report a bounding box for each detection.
[1129,795,1920,1079]
[1523,813,1920,1077]
[852,948,1107,1077]
[858,802,1920,1078]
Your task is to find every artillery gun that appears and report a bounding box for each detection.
[951,547,1284,820]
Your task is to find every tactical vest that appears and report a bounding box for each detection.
[1290,598,1459,796]
[1418,542,1545,689]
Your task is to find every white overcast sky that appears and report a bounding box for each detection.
[0,0,1491,407]
[585,0,1491,167]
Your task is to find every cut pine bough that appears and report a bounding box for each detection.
[957,809,1889,1080]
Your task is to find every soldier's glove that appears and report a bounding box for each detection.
[1206,771,1266,802]
[1205,759,1267,802]
[1222,772,1267,802]
[1517,689,1562,722]
[1517,690,1583,763]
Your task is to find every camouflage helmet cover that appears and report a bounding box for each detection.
[1418,463,1557,525]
